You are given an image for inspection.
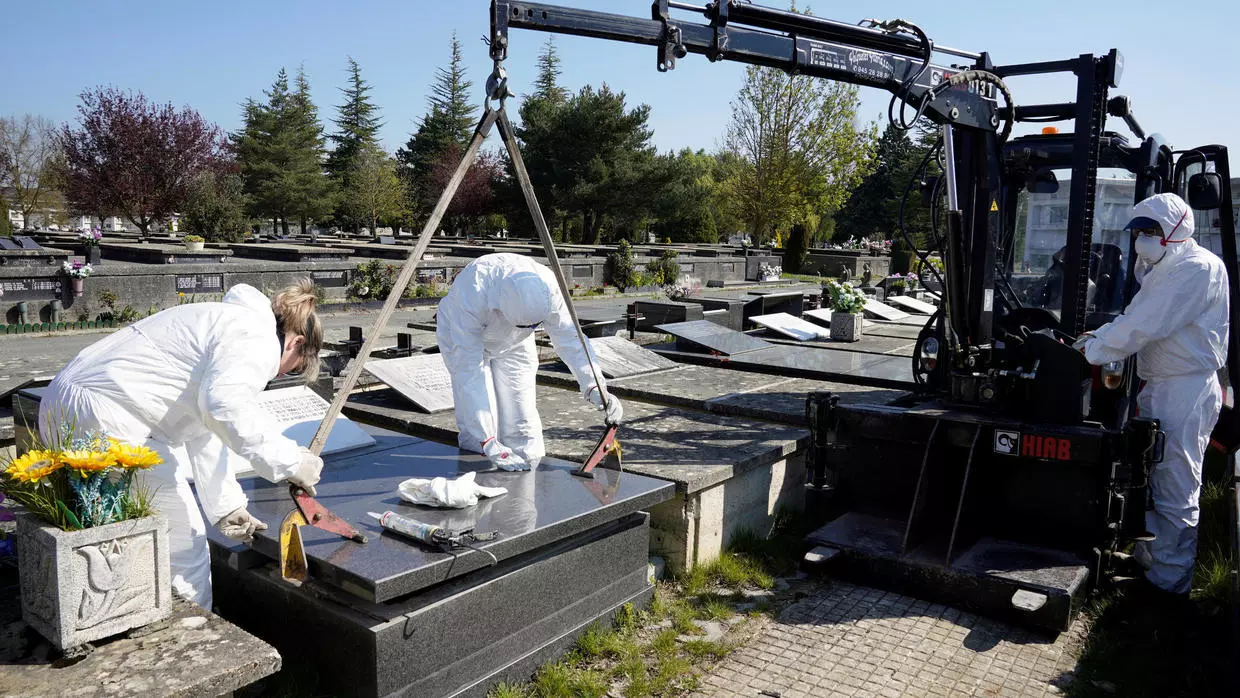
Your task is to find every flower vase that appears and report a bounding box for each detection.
[71,278,84,297]
[830,312,864,342]
[15,511,171,650]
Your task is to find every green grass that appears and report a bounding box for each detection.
[1065,452,1238,698]
[485,508,816,698]
[780,272,828,283]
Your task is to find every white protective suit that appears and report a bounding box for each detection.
[38,284,304,608]
[436,253,613,469]
[1081,193,1229,594]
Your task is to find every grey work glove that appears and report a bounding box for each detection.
[586,386,624,426]
[288,448,323,496]
[217,507,268,543]
[482,438,529,471]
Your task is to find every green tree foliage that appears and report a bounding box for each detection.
[532,37,568,104]
[784,223,809,273]
[327,57,383,229]
[398,33,481,219]
[606,238,637,290]
[234,67,335,236]
[720,56,876,245]
[515,84,661,244]
[652,149,724,244]
[835,124,938,247]
[645,249,681,286]
[183,169,249,242]
[0,193,12,236]
[344,144,406,235]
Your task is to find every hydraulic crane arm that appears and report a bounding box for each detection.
[490,0,1001,132]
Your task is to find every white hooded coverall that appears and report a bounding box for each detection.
[436,253,608,467]
[38,284,304,608]
[1082,193,1230,594]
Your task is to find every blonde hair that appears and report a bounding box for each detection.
[272,279,323,384]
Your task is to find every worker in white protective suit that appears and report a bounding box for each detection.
[437,253,624,471]
[38,281,326,608]
[1076,193,1229,595]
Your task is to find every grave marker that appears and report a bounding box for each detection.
[310,269,349,288]
[886,295,938,315]
[587,335,679,378]
[255,386,375,455]
[175,273,224,294]
[862,299,911,321]
[365,353,455,413]
[655,319,772,356]
[802,308,876,330]
[0,277,62,300]
[750,312,830,341]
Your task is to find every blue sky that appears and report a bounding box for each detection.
[7,1,1236,158]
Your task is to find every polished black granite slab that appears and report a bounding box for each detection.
[656,319,772,355]
[649,343,915,390]
[236,434,674,603]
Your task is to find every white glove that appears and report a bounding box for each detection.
[482,438,529,471]
[398,471,508,509]
[216,507,267,543]
[586,386,624,425]
[288,448,323,496]
[1070,331,1094,353]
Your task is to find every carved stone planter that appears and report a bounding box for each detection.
[16,511,171,650]
[830,312,864,342]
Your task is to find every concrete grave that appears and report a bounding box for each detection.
[802,307,877,330]
[886,294,939,315]
[862,298,912,321]
[365,353,456,413]
[208,432,673,697]
[750,312,830,341]
[586,335,679,378]
[656,319,772,355]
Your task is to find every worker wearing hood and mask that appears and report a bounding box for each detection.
[437,253,624,471]
[1076,192,1229,595]
[38,281,326,608]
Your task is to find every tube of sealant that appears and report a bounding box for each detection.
[368,511,450,546]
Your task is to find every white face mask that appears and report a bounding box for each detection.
[1134,235,1167,265]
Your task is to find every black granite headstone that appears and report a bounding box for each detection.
[656,319,772,356]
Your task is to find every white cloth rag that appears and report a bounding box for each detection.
[397,471,508,509]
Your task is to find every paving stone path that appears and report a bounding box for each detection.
[695,581,1086,698]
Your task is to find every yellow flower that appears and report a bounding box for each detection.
[107,441,162,469]
[5,450,62,483]
[61,449,117,476]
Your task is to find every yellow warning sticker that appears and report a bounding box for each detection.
[990,200,999,212]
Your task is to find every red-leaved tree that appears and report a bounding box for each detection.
[60,87,227,236]
[428,145,503,234]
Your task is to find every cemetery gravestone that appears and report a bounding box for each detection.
[750,312,830,341]
[365,353,455,413]
[862,299,912,321]
[379,236,397,245]
[588,335,679,378]
[655,320,772,356]
[802,308,876,330]
[885,294,939,315]
[254,386,376,457]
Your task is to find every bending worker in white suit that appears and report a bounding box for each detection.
[1076,193,1229,596]
[38,281,326,608]
[437,253,624,471]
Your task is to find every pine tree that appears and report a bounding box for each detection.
[428,33,476,146]
[397,34,482,220]
[532,37,567,104]
[326,57,383,184]
[286,66,336,234]
[324,57,383,232]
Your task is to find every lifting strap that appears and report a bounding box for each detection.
[309,104,610,454]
